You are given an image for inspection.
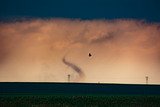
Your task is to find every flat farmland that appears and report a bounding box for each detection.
[0,82,160,107]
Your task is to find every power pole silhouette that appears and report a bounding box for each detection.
[68,74,71,82]
[145,76,149,85]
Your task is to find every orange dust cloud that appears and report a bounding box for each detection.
[0,19,160,84]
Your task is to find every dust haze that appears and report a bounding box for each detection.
[0,19,160,84]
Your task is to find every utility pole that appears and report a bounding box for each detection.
[68,74,70,82]
[145,76,148,85]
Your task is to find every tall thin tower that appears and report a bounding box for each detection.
[145,76,149,84]
[68,74,71,82]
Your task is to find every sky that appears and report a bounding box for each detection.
[0,0,160,84]
[0,0,160,21]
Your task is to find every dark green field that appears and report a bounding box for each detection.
[0,94,160,107]
[0,82,160,107]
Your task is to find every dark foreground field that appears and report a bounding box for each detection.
[1,95,160,107]
[0,82,160,107]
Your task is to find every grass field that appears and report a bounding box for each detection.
[0,94,160,107]
[0,82,160,107]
